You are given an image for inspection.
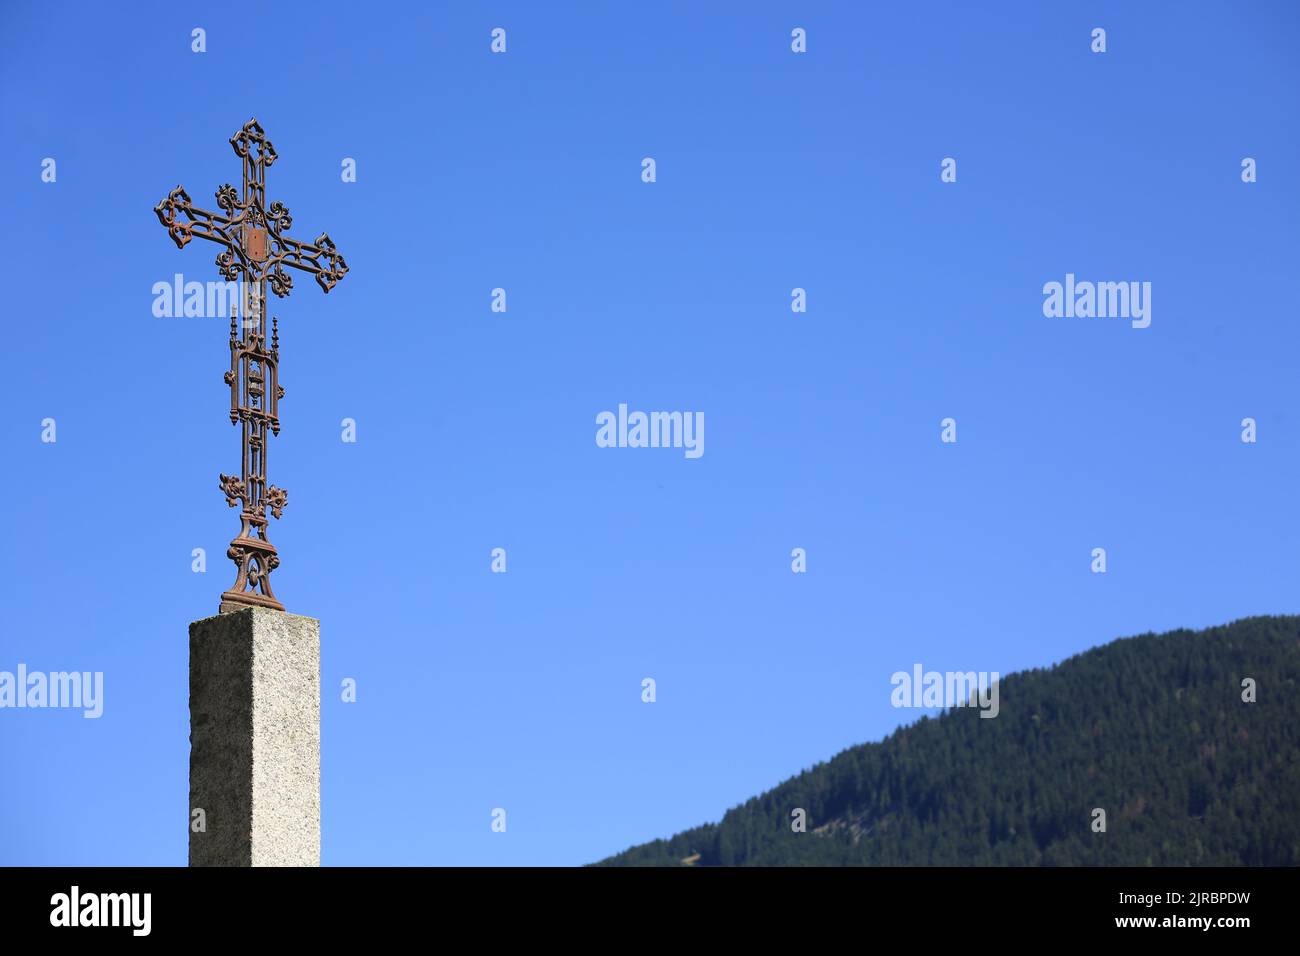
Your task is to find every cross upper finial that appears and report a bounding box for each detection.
[230,118,277,166]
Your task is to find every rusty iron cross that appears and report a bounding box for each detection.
[154,119,348,614]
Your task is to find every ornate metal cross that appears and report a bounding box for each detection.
[154,119,348,614]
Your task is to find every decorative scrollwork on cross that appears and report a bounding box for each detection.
[215,250,240,281]
[219,473,247,508]
[156,119,347,614]
[265,486,288,520]
[216,183,240,213]
[267,201,292,231]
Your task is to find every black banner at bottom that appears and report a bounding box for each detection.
[0,865,1291,941]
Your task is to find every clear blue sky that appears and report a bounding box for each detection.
[1,1,1297,866]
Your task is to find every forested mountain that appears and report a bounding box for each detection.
[595,616,1300,866]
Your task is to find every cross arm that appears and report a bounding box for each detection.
[264,229,350,296]
[154,185,252,280]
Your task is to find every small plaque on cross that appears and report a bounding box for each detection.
[244,226,268,262]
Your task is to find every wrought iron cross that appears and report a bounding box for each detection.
[154,119,348,614]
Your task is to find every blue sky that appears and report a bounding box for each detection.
[1,1,1297,866]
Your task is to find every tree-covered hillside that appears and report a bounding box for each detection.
[595,616,1300,866]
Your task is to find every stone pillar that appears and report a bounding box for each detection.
[189,606,320,866]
